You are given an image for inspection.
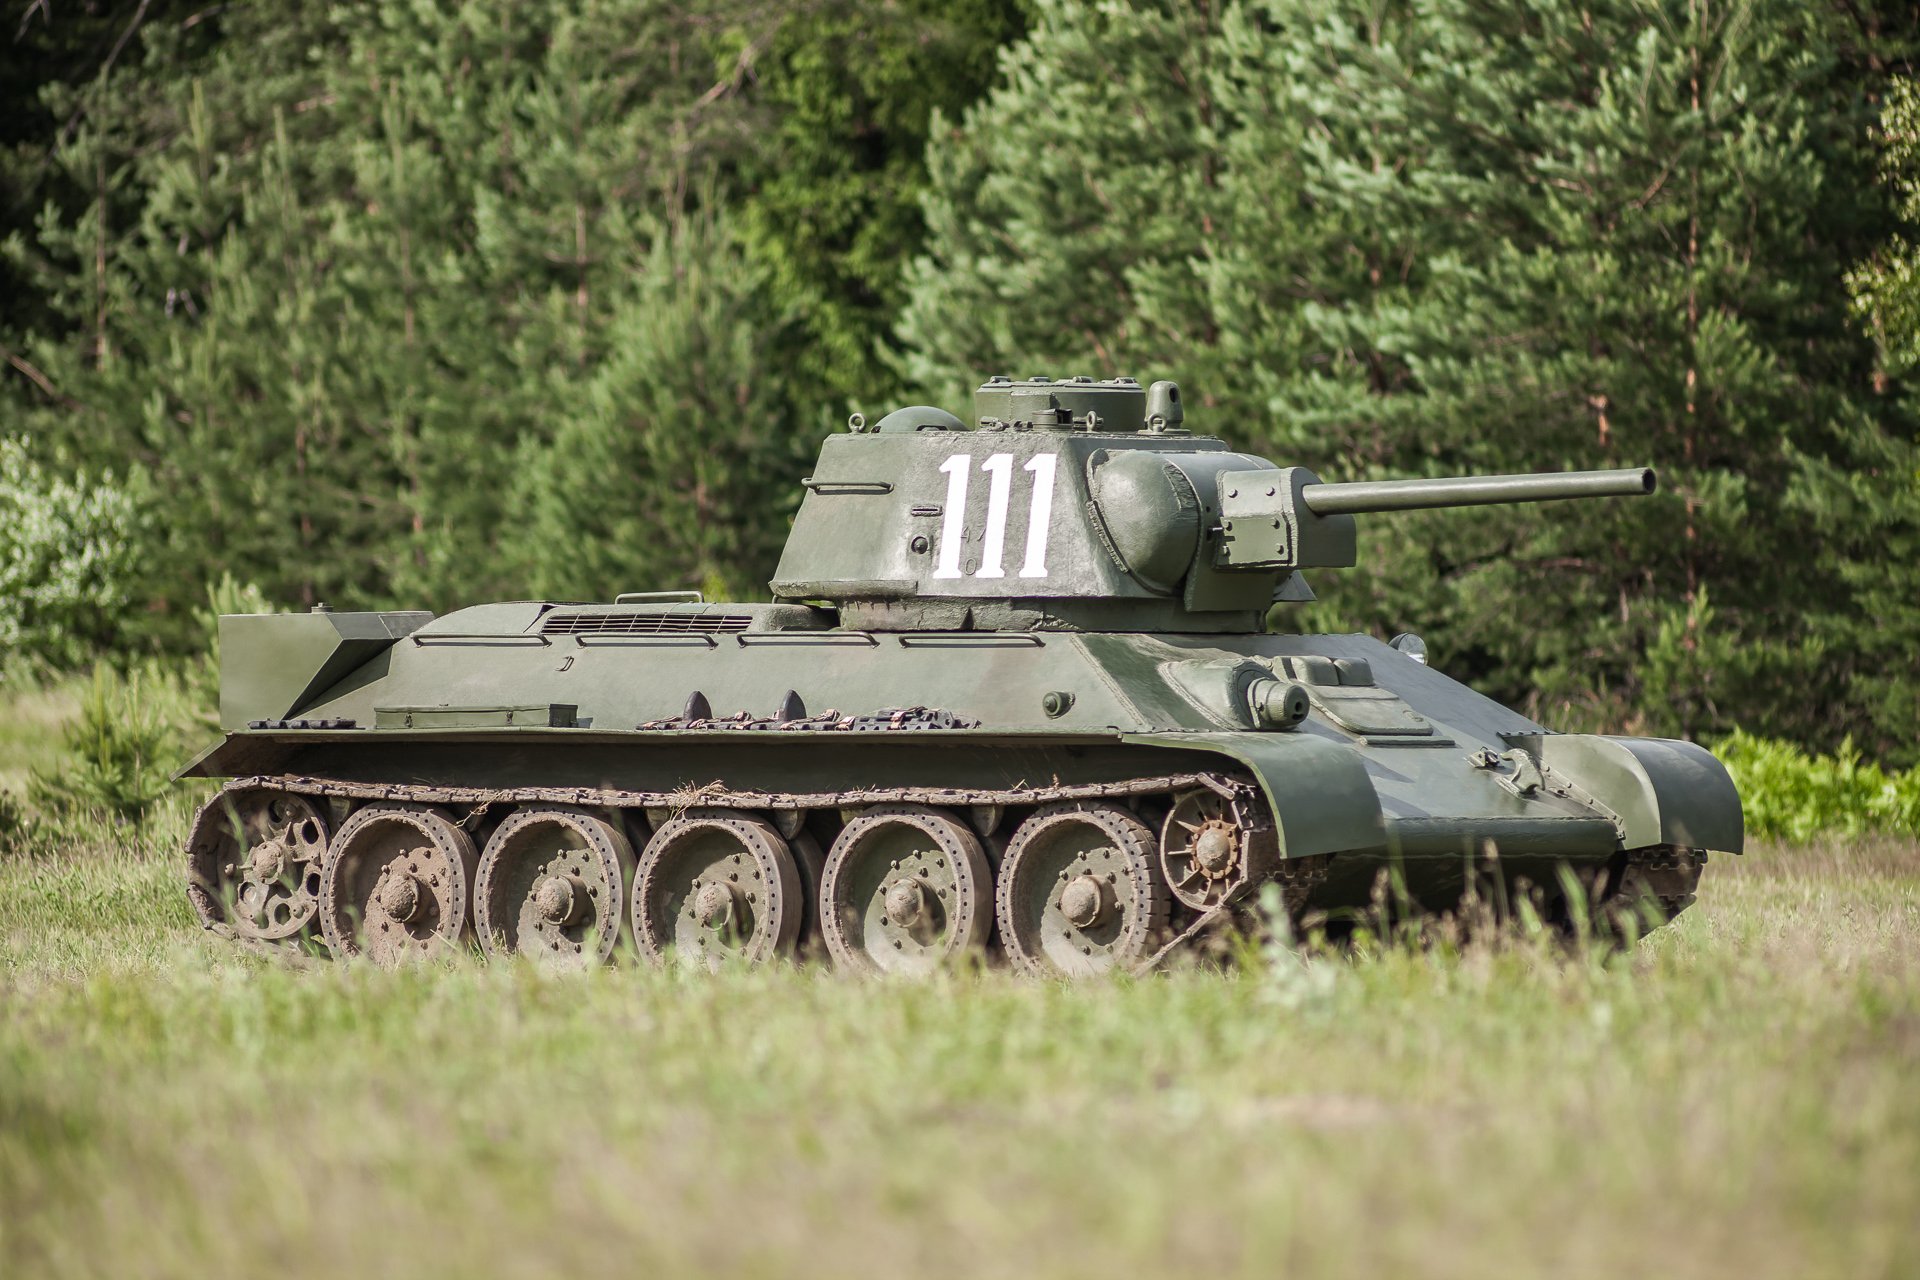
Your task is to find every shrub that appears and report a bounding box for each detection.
[1716,730,1920,842]
[0,440,150,668]
[28,665,181,824]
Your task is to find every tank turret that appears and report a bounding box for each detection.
[771,375,1654,632]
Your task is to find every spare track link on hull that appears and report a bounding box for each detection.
[212,770,1249,813]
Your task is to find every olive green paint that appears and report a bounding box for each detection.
[191,375,1743,911]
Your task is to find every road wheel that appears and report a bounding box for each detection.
[474,805,633,969]
[819,805,991,975]
[632,809,801,967]
[320,803,477,965]
[996,801,1168,977]
[186,788,329,947]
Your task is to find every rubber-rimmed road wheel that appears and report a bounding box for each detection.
[820,805,991,975]
[996,802,1169,977]
[474,805,634,969]
[632,809,801,967]
[320,803,478,966]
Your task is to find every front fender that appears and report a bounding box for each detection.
[1530,734,1744,854]
[1122,731,1385,858]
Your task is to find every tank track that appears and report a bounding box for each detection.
[1614,844,1707,920]
[213,769,1238,814]
[187,769,1307,975]
[186,775,1706,969]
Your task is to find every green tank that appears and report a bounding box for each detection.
[182,374,1743,972]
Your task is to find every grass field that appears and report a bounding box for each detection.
[2,809,1916,1280]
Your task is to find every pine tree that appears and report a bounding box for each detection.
[0,0,219,355]
[902,0,1918,757]
[512,211,820,603]
[896,0,1234,410]
[4,1,786,633]
[733,0,1028,399]
[1853,79,1920,377]
[4,0,1027,646]
[1840,77,1920,762]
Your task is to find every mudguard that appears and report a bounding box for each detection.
[1122,730,1386,859]
[1528,734,1744,853]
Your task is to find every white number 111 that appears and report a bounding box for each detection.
[932,452,1057,580]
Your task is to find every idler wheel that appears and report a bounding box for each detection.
[474,805,634,969]
[320,803,478,966]
[1160,787,1277,912]
[819,805,992,976]
[632,810,801,967]
[185,789,330,946]
[996,802,1168,977]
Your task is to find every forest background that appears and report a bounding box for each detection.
[3,0,1919,774]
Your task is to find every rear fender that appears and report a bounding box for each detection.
[219,610,431,730]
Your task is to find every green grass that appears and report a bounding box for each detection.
[0,679,79,796]
[3,813,1916,1280]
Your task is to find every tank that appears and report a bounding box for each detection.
[182,374,1743,973]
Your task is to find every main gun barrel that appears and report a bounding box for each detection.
[1299,467,1655,516]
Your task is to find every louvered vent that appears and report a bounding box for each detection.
[540,611,754,636]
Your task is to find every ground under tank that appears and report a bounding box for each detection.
[182,374,1744,973]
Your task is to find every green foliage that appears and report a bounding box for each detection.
[0,439,149,667]
[4,2,785,619]
[1836,78,1920,760]
[733,0,1028,396]
[512,213,820,602]
[3,827,1920,1276]
[0,788,42,858]
[904,0,1920,760]
[197,573,277,634]
[27,664,189,825]
[1851,78,1920,376]
[1718,730,1920,842]
[0,0,1916,772]
[1,0,1022,626]
[0,2,221,347]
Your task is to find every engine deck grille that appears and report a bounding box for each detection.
[539,611,755,636]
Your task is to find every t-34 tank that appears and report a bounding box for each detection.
[183,374,1743,973]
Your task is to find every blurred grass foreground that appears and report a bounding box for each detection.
[2,808,1916,1278]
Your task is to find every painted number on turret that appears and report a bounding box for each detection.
[932,452,1058,580]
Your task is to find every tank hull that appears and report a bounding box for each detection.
[185,608,1741,954]
[183,375,1729,970]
